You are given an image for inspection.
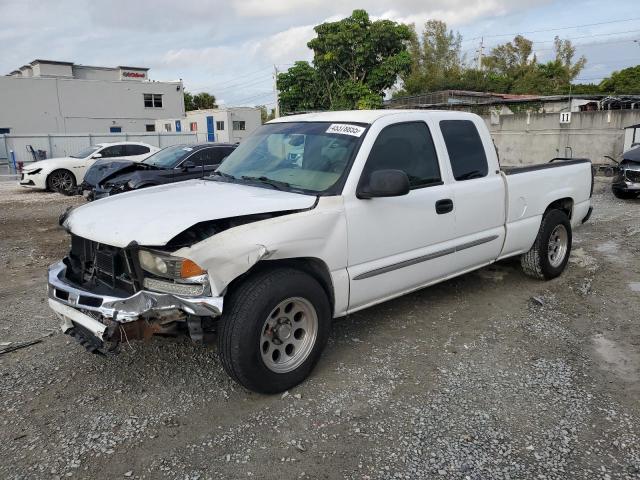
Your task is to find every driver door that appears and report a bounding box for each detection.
[345,121,457,310]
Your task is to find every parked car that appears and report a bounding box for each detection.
[612,146,640,199]
[19,142,158,194]
[48,110,593,393]
[81,143,237,200]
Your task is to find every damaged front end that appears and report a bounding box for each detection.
[48,235,222,354]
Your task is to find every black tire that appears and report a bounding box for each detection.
[218,268,331,394]
[521,209,572,280]
[47,169,77,194]
[612,189,639,199]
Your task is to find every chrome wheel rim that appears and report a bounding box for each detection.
[260,297,318,374]
[548,224,569,268]
[50,171,74,192]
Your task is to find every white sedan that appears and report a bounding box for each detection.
[19,142,159,194]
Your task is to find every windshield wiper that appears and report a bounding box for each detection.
[241,175,290,191]
[207,171,237,181]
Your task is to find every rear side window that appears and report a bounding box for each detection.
[125,145,150,155]
[99,145,126,158]
[440,120,488,181]
[189,148,224,167]
[363,122,441,189]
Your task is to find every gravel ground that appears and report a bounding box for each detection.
[0,179,639,480]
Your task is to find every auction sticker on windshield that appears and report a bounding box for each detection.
[326,124,366,137]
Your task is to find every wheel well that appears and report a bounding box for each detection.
[226,258,335,311]
[545,197,573,219]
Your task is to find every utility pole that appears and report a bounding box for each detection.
[476,37,484,70]
[274,65,280,118]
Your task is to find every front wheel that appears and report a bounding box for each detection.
[613,189,639,199]
[217,268,331,393]
[521,209,572,280]
[47,169,77,195]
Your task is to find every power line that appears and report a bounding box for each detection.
[228,90,273,105]
[533,36,640,52]
[464,16,640,42]
[530,28,640,44]
[208,66,273,88]
[213,74,273,93]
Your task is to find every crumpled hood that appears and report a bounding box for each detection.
[23,157,72,171]
[64,179,317,247]
[82,159,139,187]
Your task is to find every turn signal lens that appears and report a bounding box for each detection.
[180,259,206,278]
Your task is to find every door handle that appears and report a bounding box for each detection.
[435,198,454,214]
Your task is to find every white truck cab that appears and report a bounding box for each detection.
[48,110,593,393]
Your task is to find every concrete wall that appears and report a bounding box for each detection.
[1,132,197,165]
[484,110,640,166]
[0,76,185,135]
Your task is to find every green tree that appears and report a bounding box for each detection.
[599,65,640,94]
[400,20,464,95]
[277,61,322,113]
[258,105,276,123]
[309,10,412,109]
[183,91,217,111]
[183,91,195,111]
[277,10,413,112]
[193,92,218,110]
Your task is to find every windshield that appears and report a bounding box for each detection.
[71,146,100,159]
[215,122,366,193]
[143,145,194,168]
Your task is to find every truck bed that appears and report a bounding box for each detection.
[501,158,591,175]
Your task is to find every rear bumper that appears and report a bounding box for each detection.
[47,261,223,325]
[581,206,593,224]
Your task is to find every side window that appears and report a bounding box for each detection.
[200,148,224,166]
[363,122,441,189]
[125,145,150,156]
[186,150,207,167]
[99,145,125,158]
[440,120,488,181]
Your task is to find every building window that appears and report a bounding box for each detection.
[109,126,122,133]
[164,123,172,132]
[190,122,198,132]
[144,93,163,108]
[0,128,10,134]
[216,121,225,130]
[146,124,155,132]
[232,120,245,131]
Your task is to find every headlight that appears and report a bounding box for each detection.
[138,250,206,279]
[27,168,42,175]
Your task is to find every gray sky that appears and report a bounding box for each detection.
[1,0,639,107]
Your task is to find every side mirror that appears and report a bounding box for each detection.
[181,160,196,171]
[357,169,410,199]
[91,153,102,159]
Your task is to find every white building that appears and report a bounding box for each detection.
[1,59,185,134]
[156,107,262,143]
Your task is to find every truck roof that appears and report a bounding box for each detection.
[269,109,478,125]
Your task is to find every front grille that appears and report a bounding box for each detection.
[625,169,640,183]
[65,235,138,296]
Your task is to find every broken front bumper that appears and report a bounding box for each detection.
[47,261,224,338]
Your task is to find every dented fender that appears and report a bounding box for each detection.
[174,196,349,301]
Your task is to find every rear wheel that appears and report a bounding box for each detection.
[47,169,76,195]
[521,209,572,280]
[217,268,331,393]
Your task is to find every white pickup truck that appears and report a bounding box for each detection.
[48,110,593,393]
